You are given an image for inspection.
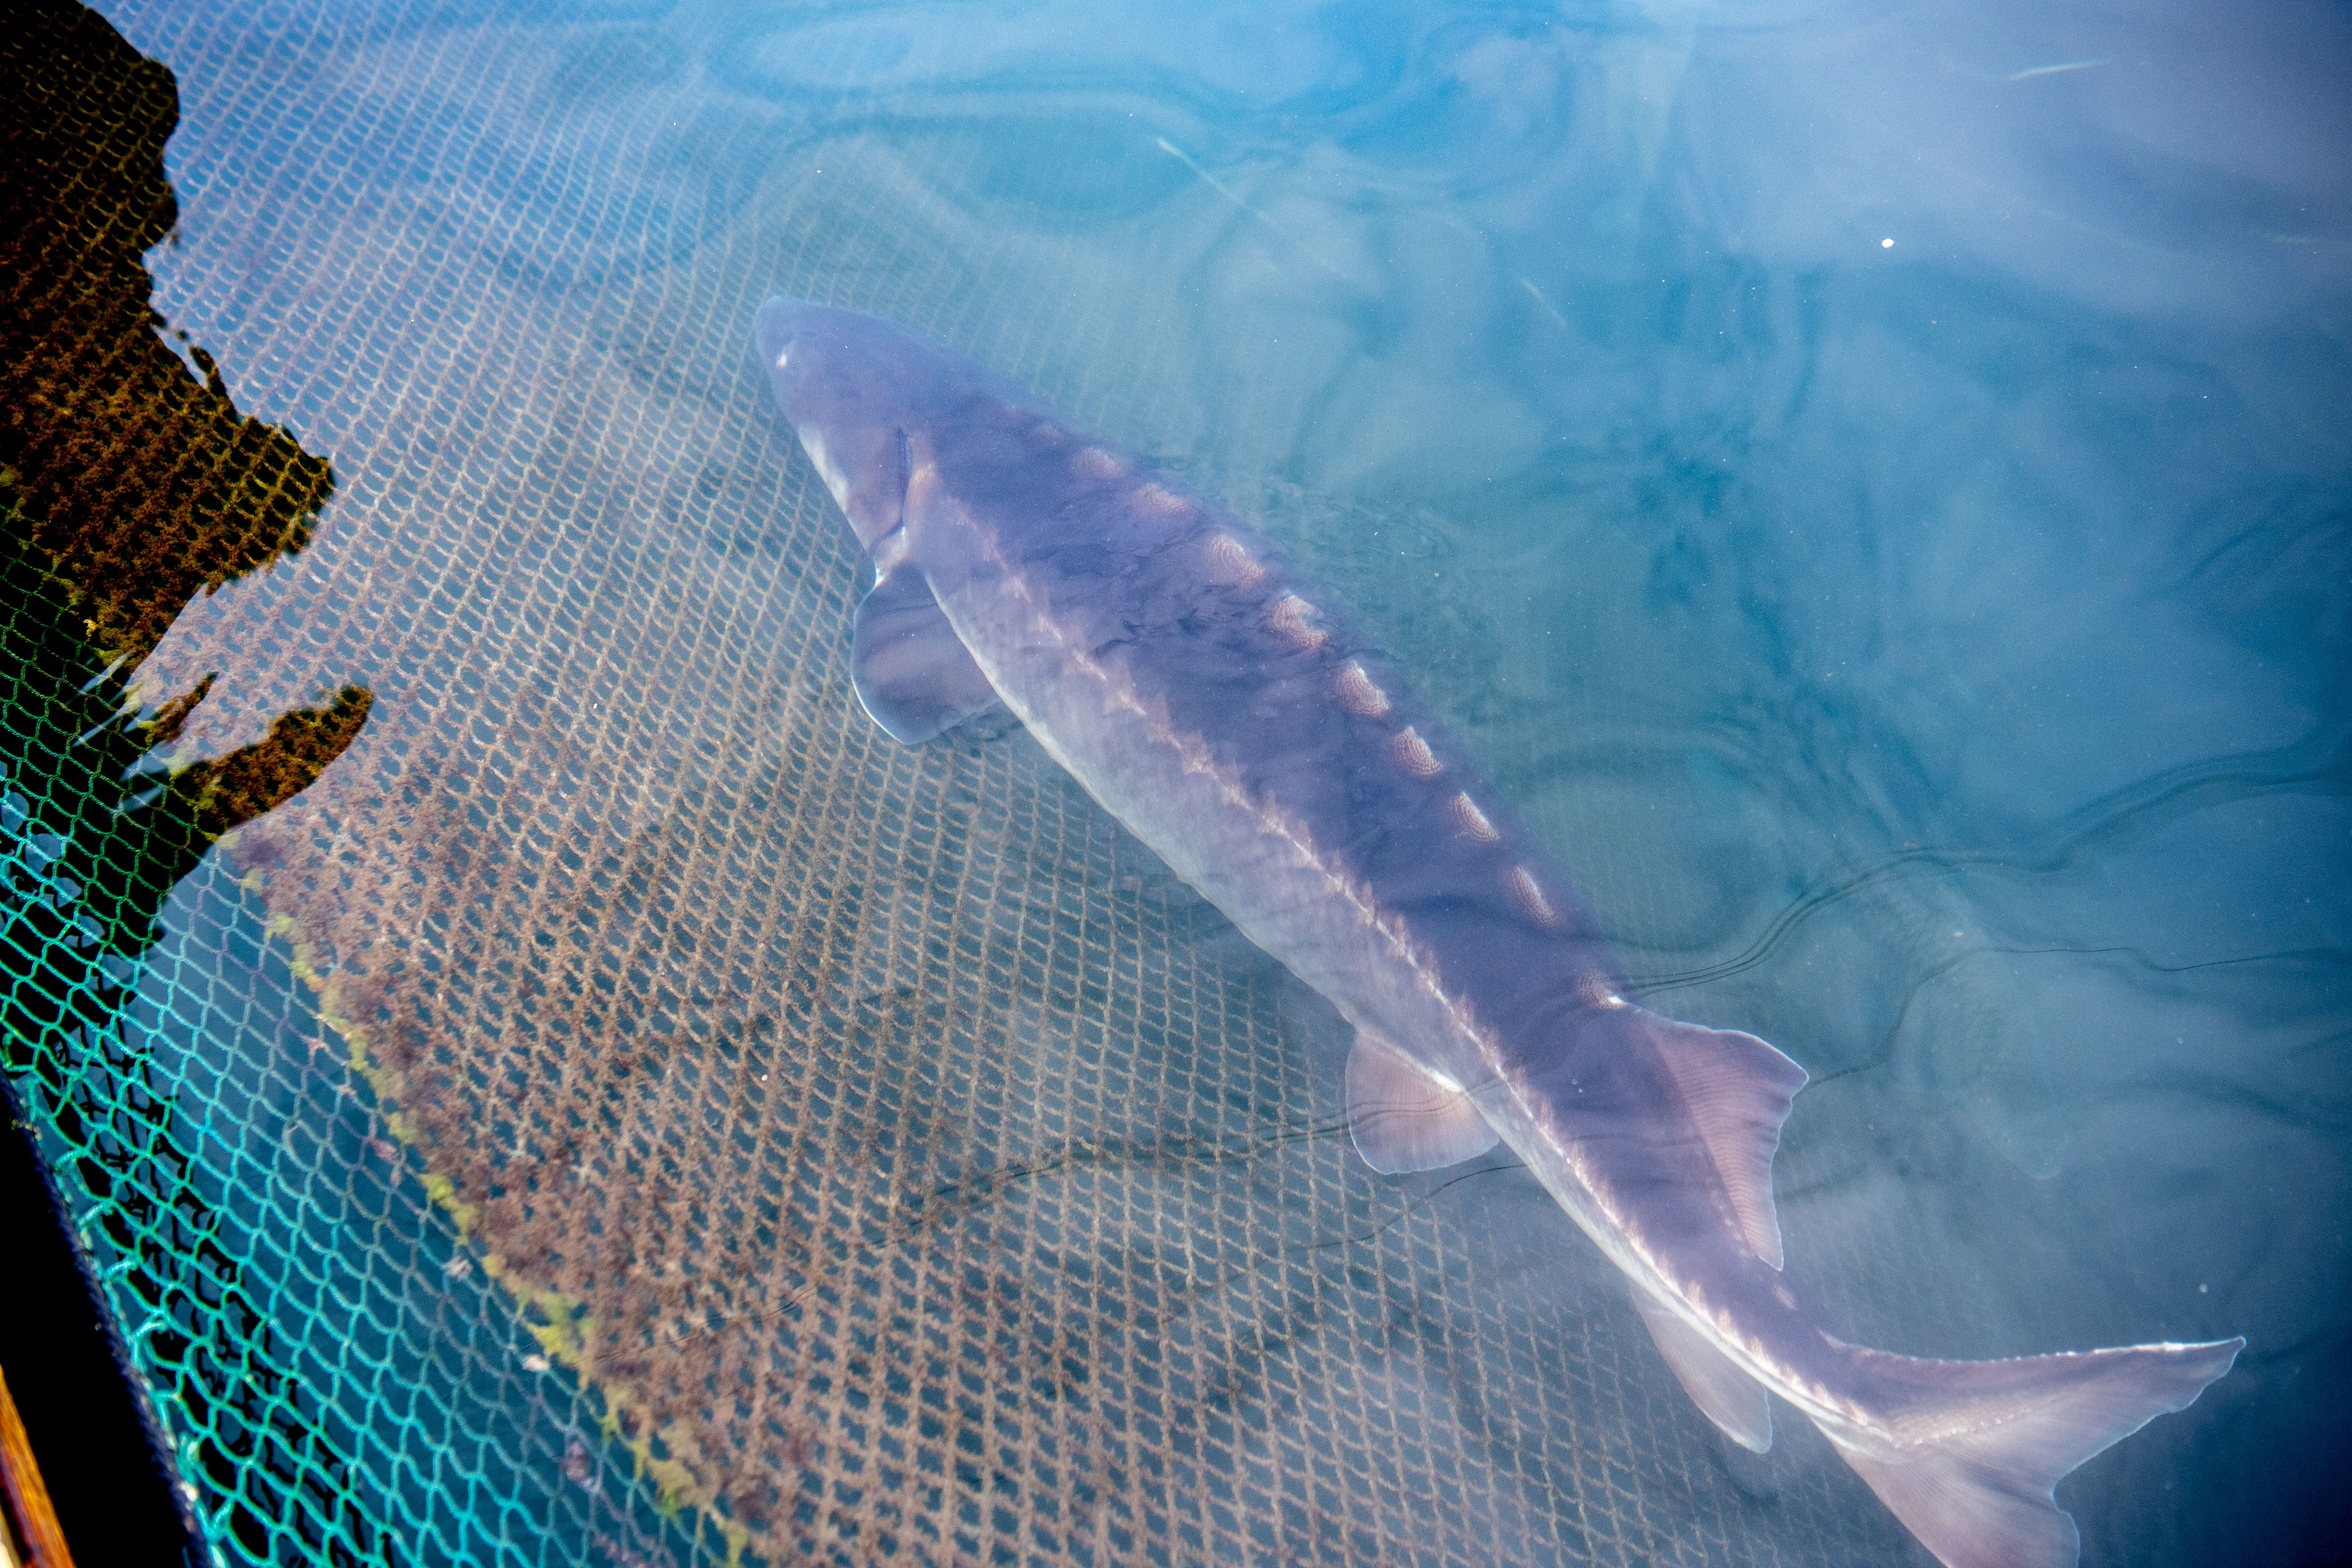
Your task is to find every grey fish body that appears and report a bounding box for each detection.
[756,296,2240,1568]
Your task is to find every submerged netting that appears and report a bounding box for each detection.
[5,3,2196,1566]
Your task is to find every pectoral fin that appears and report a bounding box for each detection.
[1631,1287,1773,1453]
[851,560,1001,744]
[1345,1029,1499,1174]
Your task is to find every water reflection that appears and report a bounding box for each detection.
[76,0,2352,1563]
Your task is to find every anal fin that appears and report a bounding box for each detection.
[1345,1029,1499,1174]
[1628,1007,1807,1269]
[1631,1287,1773,1453]
[852,560,1002,744]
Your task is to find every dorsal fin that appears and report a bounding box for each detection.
[851,559,1002,744]
[1631,1007,1807,1269]
[1630,1286,1773,1452]
[1345,1029,1500,1174]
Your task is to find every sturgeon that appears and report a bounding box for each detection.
[754,296,2240,1568]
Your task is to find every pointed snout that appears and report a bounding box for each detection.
[751,294,916,552]
[754,294,811,374]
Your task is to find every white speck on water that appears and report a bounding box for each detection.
[1881,237,1894,248]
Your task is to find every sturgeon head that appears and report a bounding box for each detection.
[755,296,930,555]
[755,296,1008,743]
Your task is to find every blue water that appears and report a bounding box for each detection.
[85,0,2352,1563]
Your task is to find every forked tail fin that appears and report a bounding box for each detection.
[1824,1337,2243,1568]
